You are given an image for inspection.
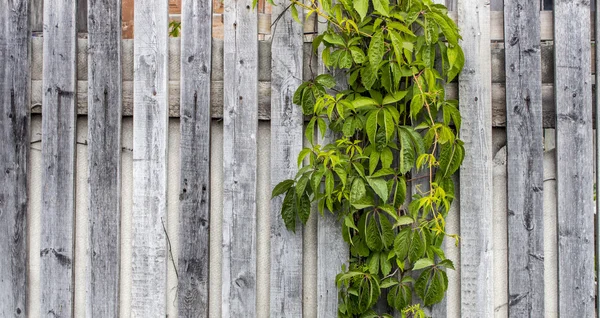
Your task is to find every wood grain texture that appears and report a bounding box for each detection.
[554,0,595,316]
[503,1,545,316]
[316,7,349,317]
[596,0,600,315]
[177,0,212,315]
[457,0,494,316]
[269,0,304,316]
[131,0,169,316]
[221,0,258,316]
[0,0,29,316]
[86,0,122,316]
[40,0,78,316]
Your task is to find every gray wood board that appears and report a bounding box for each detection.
[131,0,170,316]
[503,1,545,316]
[40,0,78,316]
[554,0,595,316]
[596,0,600,315]
[457,0,494,316]
[316,9,349,316]
[0,0,29,316]
[177,0,212,316]
[86,0,122,316]
[221,1,259,316]
[269,0,304,316]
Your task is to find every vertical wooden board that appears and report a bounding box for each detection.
[177,0,212,316]
[0,0,29,316]
[504,1,544,316]
[457,0,494,316]
[86,0,122,316]
[40,0,77,316]
[269,0,304,316]
[315,9,349,317]
[554,0,595,316]
[596,0,600,314]
[221,0,258,316]
[131,0,169,316]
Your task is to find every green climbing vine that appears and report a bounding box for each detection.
[271,0,465,316]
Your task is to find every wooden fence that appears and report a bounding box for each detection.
[0,0,597,317]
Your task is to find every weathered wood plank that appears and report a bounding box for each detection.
[177,0,212,316]
[269,0,304,316]
[221,0,258,316]
[554,0,595,316]
[457,0,494,316]
[131,0,169,316]
[40,0,78,316]
[0,0,29,316]
[504,1,545,316]
[316,7,349,317]
[596,0,600,315]
[86,0,122,316]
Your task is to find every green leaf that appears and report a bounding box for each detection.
[393,176,407,208]
[368,31,385,67]
[439,259,455,270]
[387,283,412,311]
[290,4,301,24]
[366,110,379,144]
[415,267,448,306]
[380,147,393,169]
[296,175,310,197]
[393,216,414,228]
[367,177,389,202]
[382,90,408,105]
[301,87,315,114]
[361,64,378,90]
[317,117,327,139]
[311,168,325,192]
[323,33,346,47]
[397,129,416,174]
[349,46,367,64]
[350,178,367,203]
[369,150,380,176]
[368,252,380,274]
[297,148,311,167]
[293,82,308,106]
[372,0,390,16]
[409,229,427,263]
[281,190,297,232]
[345,215,359,231]
[412,258,435,270]
[365,215,383,251]
[447,45,464,82]
[383,109,395,142]
[315,74,336,88]
[298,193,311,224]
[305,117,315,144]
[339,50,354,69]
[427,11,458,46]
[325,170,334,196]
[353,0,369,21]
[379,214,395,248]
[380,252,392,275]
[394,227,411,261]
[272,179,295,198]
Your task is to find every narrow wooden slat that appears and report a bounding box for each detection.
[316,6,349,317]
[86,0,122,316]
[131,0,169,316]
[554,1,595,316]
[596,0,600,314]
[269,0,304,316]
[457,0,494,316]
[30,0,43,32]
[177,0,212,315]
[504,1,545,316]
[40,0,77,316]
[0,0,29,316]
[221,0,258,315]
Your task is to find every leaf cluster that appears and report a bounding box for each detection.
[272,0,465,316]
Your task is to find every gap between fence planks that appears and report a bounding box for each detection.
[177,0,212,316]
[269,0,305,316]
[457,0,494,316]
[504,1,545,316]
[39,0,78,316]
[221,0,259,316]
[0,0,29,316]
[131,0,170,316]
[86,0,122,316]
[554,0,595,316]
